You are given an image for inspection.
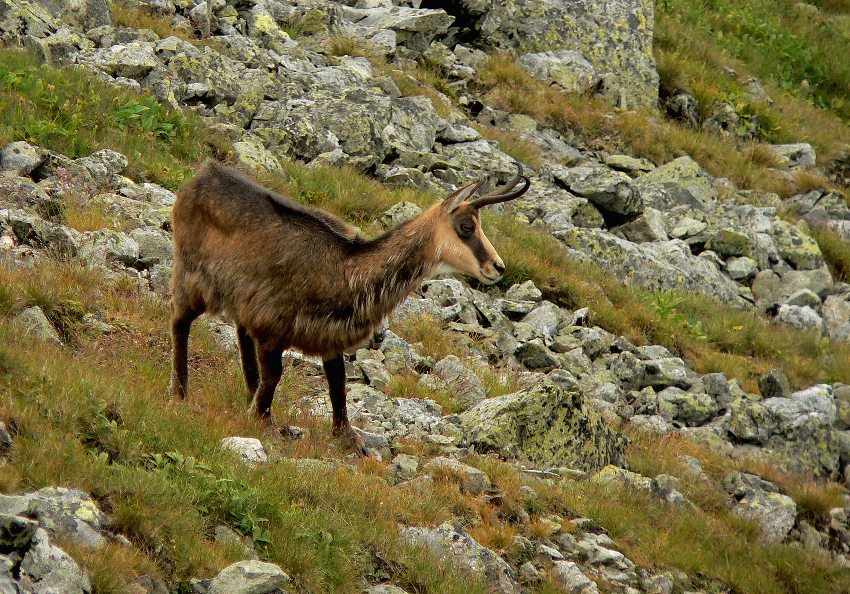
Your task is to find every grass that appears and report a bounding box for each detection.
[472,123,545,169]
[112,4,198,43]
[811,225,850,282]
[656,0,850,123]
[0,48,220,189]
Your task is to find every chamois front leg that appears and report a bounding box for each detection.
[322,354,367,455]
[237,325,260,402]
[169,306,200,400]
[249,345,283,419]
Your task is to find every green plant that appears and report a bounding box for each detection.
[114,98,179,140]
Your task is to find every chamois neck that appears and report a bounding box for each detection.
[346,211,437,320]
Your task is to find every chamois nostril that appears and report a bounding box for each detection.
[493,262,505,275]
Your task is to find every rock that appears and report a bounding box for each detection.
[18,528,92,594]
[728,385,839,477]
[381,201,422,229]
[629,414,673,435]
[468,0,658,108]
[459,381,627,471]
[387,454,420,483]
[641,358,696,390]
[551,165,642,216]
[758,368,791,400]
[604,154,655,174]
[770,220,824,271]
[78,229,139,268]
[705,229,751,258]
[432,355,486,409]
[505,280,542,302]
[365,586,410,594]
[208,560,290,594]
[785,288,822,308]
[232,140,283,175]
[82,42,160,79]
[726,256,758,281]
[776,304,824,332]
[0,141,45,176]
[400,523,519,593]
[13,306,61,346]
[522,301,561,339]
[516,50,600,94]
[423,457,491,495]
[0,487,109,548]
[555,228,747,306]
[220,437,268,466]
[724,472,797,543]
[658,389,719,426]
[765,143,816,169]
[664,92,699,127]
[823,295,850,342]
[0,513,37,549]
[752,267,833,306]
[128,228,172,267]
[550,560,599,594]
[514,339,559,372]
[612,208,667,242]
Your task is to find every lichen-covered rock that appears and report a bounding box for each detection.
[459,381,627,471]
[78,229,139,268]
[0,487,108,548]
[432,355,486,409]
[823,294,850,342]
[724,472,797,543]
[381,201,422,229]
[517,50,600,94]
[776,304,824,332]
[81,42,160,79]
[726,386,840,477]
[769,220,824,271]
[612,207,667,242]
[765,143,816,169]
[465,0,657,108]
[550,165,642,216]
[759,368,791,400]
[550,560,599,593]
[0,141,45,176]
[401,523,519,593]
[18,528,92,594]
[423,457,491,495]
[555,228,747,306]
[637,156,716,208]
[13,306,61,346]
[232,139,283,175]
[208,560,290,594]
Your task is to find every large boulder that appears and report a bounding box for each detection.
[459,381,627,471]
[0,487,109,548]
[725,386,840,478]
[724,472,797,543]
[208,560,290,594]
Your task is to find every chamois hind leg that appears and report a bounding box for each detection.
[169,305,201,400]
[237,325,259,402]
[323,354,367,455]
[249,345,283,419]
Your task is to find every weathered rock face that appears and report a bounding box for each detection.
[446,0,658,108]
[459,381,627,471]
[726,385,840,478]
[724,472,797,543]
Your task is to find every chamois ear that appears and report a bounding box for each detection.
[441,179,485,213]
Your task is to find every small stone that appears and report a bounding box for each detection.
[505,280,542,302]
[220,437,267,466]
[726,256,758,281]
[550,561,599,593]
[208,560,290,594]
[758,368,791,400]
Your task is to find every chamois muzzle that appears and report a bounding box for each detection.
[469,163,531,209]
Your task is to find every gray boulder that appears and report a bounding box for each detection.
[432,355,486,409]
[550,165,642,216]
[459,381,627,471]
[0,141,45,176]
[823,295,850,342]
[220,437,268,466]
[723,472,797,543]
[0,487,109,548]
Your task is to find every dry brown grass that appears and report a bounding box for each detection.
[472,124,544,169]
[113,4,198,44]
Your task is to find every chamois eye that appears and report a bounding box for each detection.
[459,221,475,236]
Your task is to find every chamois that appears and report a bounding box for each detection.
[169,161,530,449]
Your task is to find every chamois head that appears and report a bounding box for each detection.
[430,164,530,284]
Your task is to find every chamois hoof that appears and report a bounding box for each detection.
[334,425,370,457]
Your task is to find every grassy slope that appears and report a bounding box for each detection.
[1,34,850,593]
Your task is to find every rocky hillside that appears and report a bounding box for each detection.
[1,0,850,593]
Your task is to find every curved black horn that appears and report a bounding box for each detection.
[470,163,530,209]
